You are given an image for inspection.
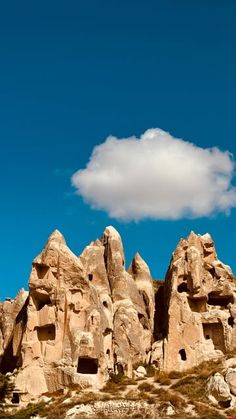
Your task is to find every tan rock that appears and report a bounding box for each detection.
[225,368,236,396]
[1,226,236,401]
[206,372,231,405]
[158,231,236,372]
[0,226,154,399]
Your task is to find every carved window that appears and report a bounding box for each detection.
[179,349,187,361]
[177,283,188,293]
[36,325,55,341]
[77,357,98,374]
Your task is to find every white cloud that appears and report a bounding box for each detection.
[71,128,236,221]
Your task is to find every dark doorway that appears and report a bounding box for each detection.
[203,323,225,351]
[77,357,98,374]
[208,293,234,308]
[177,283,188,293]
[179,349,187,361]
[11,393,20,404]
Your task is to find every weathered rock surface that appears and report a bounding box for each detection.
[157,231,236,372]
[0,227,153,401]
[0,227,236,402]
[225,368,236,396]
[206,372,232,405]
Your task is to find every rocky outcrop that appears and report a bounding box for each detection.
[1,227,153,401]
[158,231,236,372]
[206,372,232,406]
[0,227,236,402]
[206,366,236,408]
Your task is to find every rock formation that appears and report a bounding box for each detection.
[158,232,236,372]
[0,227,236,403]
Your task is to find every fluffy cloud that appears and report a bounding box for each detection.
[71,128,236,221]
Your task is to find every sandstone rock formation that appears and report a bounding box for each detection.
[0,227,153,401]
[0,227,236,403]
[156,231,236,372]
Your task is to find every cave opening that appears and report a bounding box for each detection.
[207,293,234,308]
[219,400,231,408]
[177,283,188,293]
[153,284,167,340]
[33,293,52,311]
[203,323,225,351]
[188,297,207,313]
[179,349,187,361]
[11,392,20,404]
[36,324,55,341]
[103,328,112,336]
[34,263,49,279]
[228,316,234,327]
[77,357,98,374]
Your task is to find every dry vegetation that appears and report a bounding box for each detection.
[0,358,231,419]
[137,382,155,392]
[171,375,206,400]
[192,401,225,419]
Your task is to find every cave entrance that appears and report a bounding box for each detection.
[11,392,20,404]
[36,324,55,341]
[77,357,98,374]
[177,283,188,293]
[207,293,234,308]
[203,323,225,351]
[33,292,52,311]
[103,301,108,308]
[153,284,167,340]
[34,263,49,279]
[188,297,207,313]
[179,349,187,361]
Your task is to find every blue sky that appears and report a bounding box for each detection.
[1,0,236,298]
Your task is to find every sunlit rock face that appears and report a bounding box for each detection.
[159,231,236,372]
[2,227,153,401]
[0,227,236,402]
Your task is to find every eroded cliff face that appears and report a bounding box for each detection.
[1,227,153,401]
[161,231,236,372]
[0,227,235,402]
